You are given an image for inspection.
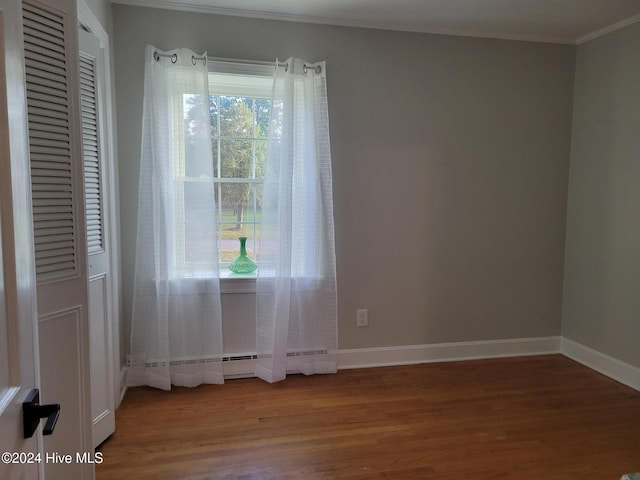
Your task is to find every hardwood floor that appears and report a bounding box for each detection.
[96,355,640,479]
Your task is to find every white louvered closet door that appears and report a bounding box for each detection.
[79,26,115,448]
[0,0,42,476]
[22,0,95,478]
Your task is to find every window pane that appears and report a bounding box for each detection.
[220,139,252,178]
[254,140,267,179]
[183,181,216,263]
[184,139,213,178]
[209,95,218,137]
[214,181,221,239]
[184,94,214,178]
[220,96,253,137]
[219,182,252,225]
[218,182,257,263]
[212,140,219,178]
[255,183,263,215]
[255,98,270,138]
[183,94,209,133]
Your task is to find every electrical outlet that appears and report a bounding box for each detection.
[356,309,368,327]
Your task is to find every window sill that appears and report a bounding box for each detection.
[170,270,325,294]
[220,269,257,294]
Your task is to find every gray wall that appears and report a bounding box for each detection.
[113,5,575,360]
[562,22,640,368]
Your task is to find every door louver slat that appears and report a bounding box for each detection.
[23,1,77,281]
[79,52,104,254]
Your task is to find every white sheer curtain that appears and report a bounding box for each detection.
[127,45,224,390]
[255,58,338,383]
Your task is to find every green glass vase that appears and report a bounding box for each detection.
[228,237,257,274]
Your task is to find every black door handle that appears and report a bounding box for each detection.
[23,389,61,438]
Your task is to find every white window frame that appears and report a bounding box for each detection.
[169,60,273,292]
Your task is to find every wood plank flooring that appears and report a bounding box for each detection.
[96,355,640,479]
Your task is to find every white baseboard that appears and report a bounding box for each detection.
[337,336,562,370]
[561,338,640,392]
[216,337,562,378]
[113,336,639,408]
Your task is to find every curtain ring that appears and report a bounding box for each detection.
[191,55,206,66]
[153,52,178,63]
[302,64,321,74]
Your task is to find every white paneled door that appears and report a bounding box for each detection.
[79,26,116,448]
[22,0,95,477]
[2,0,95,476]
[0,0,41,477]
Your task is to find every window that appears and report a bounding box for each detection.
[178,61,273,274]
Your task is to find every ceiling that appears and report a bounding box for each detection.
[115,0,640,44]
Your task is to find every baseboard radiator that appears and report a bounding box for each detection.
[128,350,329,380]
[223,350,330,379]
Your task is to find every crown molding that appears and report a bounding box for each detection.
[111,0,577,45]
[577,12,640,44]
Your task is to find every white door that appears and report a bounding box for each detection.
[22,0,95,477]
[79,26,116,448]
[0,0,42,478]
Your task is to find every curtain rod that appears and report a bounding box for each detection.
[153,51,207,65]
[154,51,322,74]
[179,54,322,74]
